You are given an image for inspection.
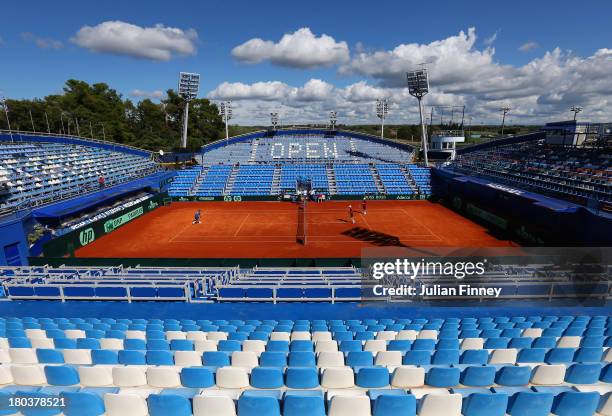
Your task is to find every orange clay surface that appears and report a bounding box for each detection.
[75,200,516,258]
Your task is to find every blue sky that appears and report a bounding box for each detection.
[1,0,611,124]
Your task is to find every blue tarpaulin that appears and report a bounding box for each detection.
[32,171,174,221]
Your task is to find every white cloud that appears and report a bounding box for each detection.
[131,89,165,100]
[483,30,500,46]
[210,28,612,124]
[21,32,63,49]
[232,27,349,68]
[519,41,540,52]
[71,21,197,61]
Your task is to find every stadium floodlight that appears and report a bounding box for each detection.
[407,68,430,165]
[270,112,279,130]
[178,72,200,148]
[499,106,511,136]
[219,101,232,142]
[329,111,338,130]
[0,95,13,142]
[376,98,389,138]
[570,105,583,121]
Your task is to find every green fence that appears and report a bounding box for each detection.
[170,194,427,202]
[42,193,166,258]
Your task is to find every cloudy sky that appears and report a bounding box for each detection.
[1,0,611,125]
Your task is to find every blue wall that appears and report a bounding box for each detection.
[0,212,31,266]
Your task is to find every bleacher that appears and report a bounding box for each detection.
[0,314,610,415]
[174,130,429,198]
[376,164,415,195]
[168,168,201,197]
[280,165,329,193]
[201,134,414,166]
[448,140,611,209]
[0,141,159,212]
[230,165,276,196]
[0,266,235,302]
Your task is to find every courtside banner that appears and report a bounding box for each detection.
[359,247,611,306]
[170,194,428,202]
[42,193,166,257]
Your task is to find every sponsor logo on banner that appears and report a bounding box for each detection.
[223,196,232,202]
[79,228,95,246]
[233,196,242,202]
[197,197,215,201]
[104,206,144,233]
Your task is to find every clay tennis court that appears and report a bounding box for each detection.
[75,200,516,259]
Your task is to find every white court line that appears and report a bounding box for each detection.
[399,207,444,242]
[168,222,198,243]
[233,213,251,237]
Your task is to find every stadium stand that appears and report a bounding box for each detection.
[447,139,611,209]
[0,138,160,213]
[167,130,429,198]
[1,264,609,303]
[0,312,609,415]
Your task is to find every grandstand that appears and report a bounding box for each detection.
[0,134,160,214]
[447,139,611,210]
[168,129,429,199]
[0,261,610,416]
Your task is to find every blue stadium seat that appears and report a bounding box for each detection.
[283,391,325,416]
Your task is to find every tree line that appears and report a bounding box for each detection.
[0,79,225,152]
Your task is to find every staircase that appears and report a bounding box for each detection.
[248,139,260,163]
[270,164,282,195]
[400,165,419,193]
[326,164,337,195]
[223,165,240,195]
[189,167,208,196]
[369,164,386,194]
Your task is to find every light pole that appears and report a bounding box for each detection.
[270,112,279,130]
[97,122,106,142]
[60,112,67,135]
[178,72,200,148]
[219,101,232,142]
[329,111,338,130]
[44,111,51,134]
[29,109,36,132]
[570,105,583,121]
[376,98,389,138]
[499,106,511,136]
[74,116,80,136]
[407,68,430,165]
[0,95,13,142]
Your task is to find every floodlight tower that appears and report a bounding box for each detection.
[570,105,583,121]
[407,68,430,165]
[499,106,511,136]
[0,95,12,142]
[178,72,200,148]
[270,112,279,130]
[219,101,232,142]
[329,111,338,130]
[376,98,389,138]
